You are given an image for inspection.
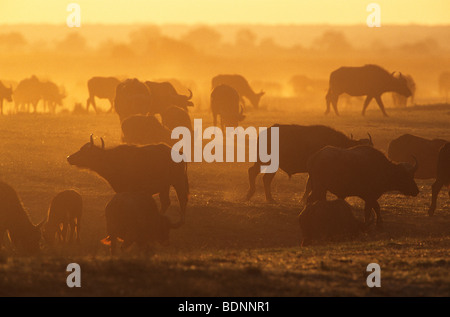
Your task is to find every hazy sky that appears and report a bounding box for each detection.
[0,0,448,25]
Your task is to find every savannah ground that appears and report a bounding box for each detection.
[0,104,449,296]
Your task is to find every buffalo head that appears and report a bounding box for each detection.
[67,134,105,168]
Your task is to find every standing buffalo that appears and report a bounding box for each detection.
[212,74,264,109]
[114,78,152,122]
[121,114,173,146]
[145,81,193,114]
[246,125,373,203]
[325,64,412,117]
[439,71,450,102]
[0,80,13,115]
[392,74,416,107]
[86,77,121,113]
[67,136,189,221]
[307,146,419,226]
[429,143,450,216]
[101,192,182,255]
[388,134,447,179]
[41,81,66,114]
[13,75,42,113]
[161,105,193,131]
[211,84,245,130]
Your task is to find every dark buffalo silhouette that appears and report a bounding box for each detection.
[86,77,121,113]
[145,81,193,114]
[212,74,264,109]
[392,74,416,107]
[114,78,152,122]
[67,135,189,221]
[307,145,419,226]
[439,71,450,102]
[101,192,182,255]
[161,105,192,131]
[121,114,173,146]
[42,190,82,245]
[0,80,13,115]
[211,84,245,130]
[325,64,412,117]
[246,125,373,203]
[388,134,447,179]
[298,199,363,246]
[13,75,42,113]
[0,181,43,254]
[429,143,450,216]
[41,81,66,114]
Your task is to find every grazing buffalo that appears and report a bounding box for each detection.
[114,78,152,122]
[0,181,43,254]
[41,81,66,114]
[42,190,82,245]
[298,199,363,246]
[307,146,419,226]
[325,64,412,117]
[145,81,193,114]
[86,77,121,113]
[211,84,245,130]
[121,114,173,145]
[392,74,416,107]
[161,105,192,131]
[212,74,264,109]
[439,71,450,102]
[246,125,373,203]
[429,143,450,216]
[67,135,189,221]
[101,192,182,255]
[388,134,447,179]
[0,80,13,115]
[13,75,42,113]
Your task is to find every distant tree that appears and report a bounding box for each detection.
[0,32,27,50]
[56,32,86,52]
[313,31,352,53]
[181,26,222,53]
[129,26,162,54]
[235,29,257,49]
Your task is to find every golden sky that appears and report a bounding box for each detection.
[0,0,449,25]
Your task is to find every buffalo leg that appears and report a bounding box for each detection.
[107,98,114,112]
[263,172,276,202]
[76,218,81,243]
[300,176,312,205]
[374,95,389,117]
[246,163,260,200]
[429,179,444,216]
[159,187,171,213]
[372,201,383,227]
[363,201,375,225]
[362,96,373,116]
[174,181,189,222]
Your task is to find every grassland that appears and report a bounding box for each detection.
[0,104,449,296]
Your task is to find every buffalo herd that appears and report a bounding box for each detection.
[1,64,450,253]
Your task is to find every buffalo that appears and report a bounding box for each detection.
[121,114,173,146]
[13,75,42,113]
[307,145,419,226]
[388,134,447,179]
[114,78,152,122]
[325,64,412,117]
[429,143,450,216]
[41,81,66,114]
[298,199,363,246]
[67,135,189,221]
[246,125,373,203]
[0,80,13,115]
[145,81,193,114]
[101,192,182,255]
[86,76,121,113]
[211,84,245,130]
[161,105,193,132]
[212,74,264,109]
[0,181,43,254]
[42,190,82,245]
